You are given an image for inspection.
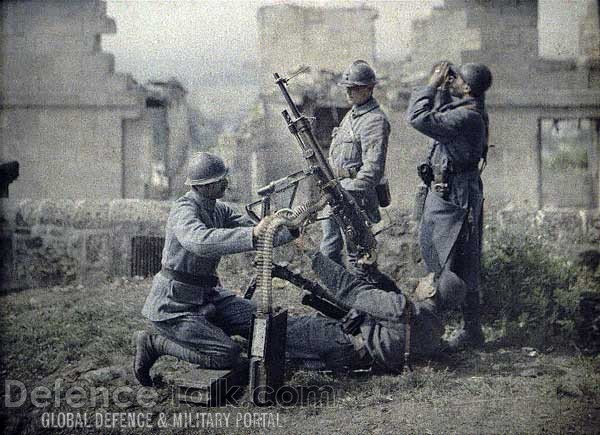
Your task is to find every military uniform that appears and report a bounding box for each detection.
[141,189,293,369]
[406,85,488,304]
[286,252,443,372]
[321,96,390,265]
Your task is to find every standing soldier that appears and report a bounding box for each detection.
[133,152,294,386]
[321,60,392,286]
[406,62,492,351]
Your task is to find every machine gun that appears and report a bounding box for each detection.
[273,70,378,265]
[246,69,380,405]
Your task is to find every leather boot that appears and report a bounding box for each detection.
[446,291,485,352]
[132,330,214,386]
[133,331,158,386]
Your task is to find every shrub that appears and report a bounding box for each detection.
[481,225,599,349]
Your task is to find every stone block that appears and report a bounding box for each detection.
[535,209,584,243]
[38,199,79,226]
[14,199,37,228]
[73,200,112,229]
[14,235,43,253]
[68,233,84,258]
[497,209,536,233]
[46,226,67,238]
[85,232,110,265]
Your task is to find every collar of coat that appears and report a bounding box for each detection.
[187,189,217,211]
[440,95,485,113]
[351,97,379,118]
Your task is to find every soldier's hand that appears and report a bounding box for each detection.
[252,214,275,239]
[428,61,450,88]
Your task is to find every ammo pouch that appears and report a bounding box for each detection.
[375,177,391,208]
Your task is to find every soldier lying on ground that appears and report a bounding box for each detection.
[285,237,467,372]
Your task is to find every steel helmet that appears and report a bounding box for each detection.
[184,152,229,186]
[457,63,492,96]
[338,60,378,87]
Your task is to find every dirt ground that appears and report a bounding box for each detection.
[1,278,599,434]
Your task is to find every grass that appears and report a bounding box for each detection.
[1,275,599,434]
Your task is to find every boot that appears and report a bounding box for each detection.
[132,330,214,386]
[133,331,158,386]
[446,291,485,352]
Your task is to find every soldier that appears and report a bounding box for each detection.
[406,62,492,351]
[286,241,466,372]
[132,152,295,386]
[321,60,391,286]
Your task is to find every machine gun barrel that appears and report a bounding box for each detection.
[273,71,377,264]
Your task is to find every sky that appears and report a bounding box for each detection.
[102,0,592,121]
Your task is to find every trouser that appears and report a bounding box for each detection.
[286,315,362,369]
[152,293,366,371]
[151,292,255,369]
[446,207,483,320]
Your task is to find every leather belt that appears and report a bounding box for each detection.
[161,268,219,287]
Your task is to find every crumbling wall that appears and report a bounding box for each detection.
[389,0,600,210]
[1,199,598,291]
[0,0,144,200]
[257,4,378,91]
[579,0,600,59]
[0,199,170,290]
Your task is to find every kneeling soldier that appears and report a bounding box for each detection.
[133,152,295,386]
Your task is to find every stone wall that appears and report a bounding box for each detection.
[0,199,170,290]
[1,199,598,291]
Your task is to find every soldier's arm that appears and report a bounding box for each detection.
[172,201,254,257]
[223,204,255,228]
[345,115,389,191]
[405,86,465,142]
[223,203,297,246]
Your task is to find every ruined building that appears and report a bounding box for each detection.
[397,0,600,210]
[221,4,380,204]
[229,0,600,212]
[127,78,201,200]
[0,0,201,200]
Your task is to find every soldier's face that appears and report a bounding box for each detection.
[198,177,229,199]
[449,75,468,97]
[345,86,372,106]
